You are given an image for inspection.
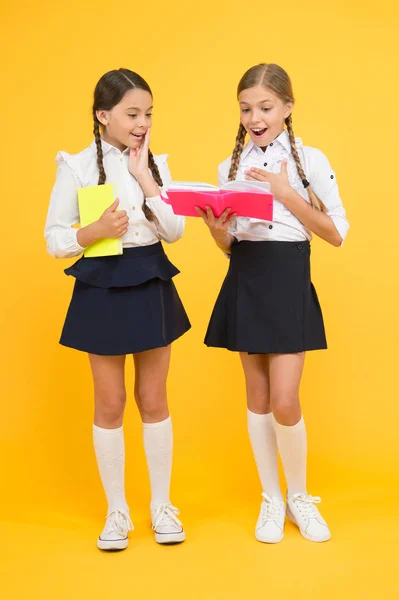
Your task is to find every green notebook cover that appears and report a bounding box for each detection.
[78,184,123,258]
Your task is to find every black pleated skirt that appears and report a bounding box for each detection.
[205,240,327,354]
[60,242,191,355]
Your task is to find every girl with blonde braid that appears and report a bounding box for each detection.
[45,69,190,550]
[197,63,349,544]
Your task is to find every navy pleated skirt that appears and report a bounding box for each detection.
[60,242,191,355]
[205,240,327,354]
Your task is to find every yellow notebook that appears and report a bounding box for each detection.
[78,184,123,258]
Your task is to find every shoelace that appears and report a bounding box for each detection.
[259,493,284,524]
[290,493,322,520]
[152,504,182,532]
[104,509,134,537]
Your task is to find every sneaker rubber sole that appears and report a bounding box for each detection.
[286,506,331,543]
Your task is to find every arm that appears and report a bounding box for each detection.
[195,160,236,254]
[44,160,86,258]
[129,130,185,243]
[44,159,129,258]
[246,151,349,247]
[141,159,186,243]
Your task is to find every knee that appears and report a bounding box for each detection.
[135,386,167,422]
[95,390,126,424]
[271,392,301,425]
[247,388,271,413]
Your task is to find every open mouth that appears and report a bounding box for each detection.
[131,132,145,140]
[251,128,267,138]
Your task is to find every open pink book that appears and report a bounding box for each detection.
[161,181,274,220]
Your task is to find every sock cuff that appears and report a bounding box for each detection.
[273,415,305,432]
[142,416,171,429]
[93,424,123,435]
[247,409,273,424]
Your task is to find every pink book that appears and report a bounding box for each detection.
[161,181,274,220]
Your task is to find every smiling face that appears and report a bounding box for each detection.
[96,88,153,151]
[238,85,293,147]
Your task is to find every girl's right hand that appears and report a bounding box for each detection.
[97,199,129,238]
[195,206,236,253]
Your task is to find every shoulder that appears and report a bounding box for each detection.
[218,154,232,172]
[55,145,94,184]
[299,144,331,169]
[151,153,169,169]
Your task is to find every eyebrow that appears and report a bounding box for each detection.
[125,106,153,111]
[239,100,273,105]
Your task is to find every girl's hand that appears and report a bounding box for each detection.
[245,159,292,202]
[97,198,129,238]
[195,206,236,236]
[128,128,150,181]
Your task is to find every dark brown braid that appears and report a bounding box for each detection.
[141,150,163,222]
[285,115,324,211]
[228,123,246,181]
[92,68,159,221]
[93,112,106,185]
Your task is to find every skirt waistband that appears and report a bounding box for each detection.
[231,240,310,259]
[64,242,180,288]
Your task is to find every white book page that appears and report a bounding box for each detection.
[221,180,271,193]
[168,181,218,191]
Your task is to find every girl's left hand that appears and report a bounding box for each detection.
[128,128,150,181]
[245,159,292,202]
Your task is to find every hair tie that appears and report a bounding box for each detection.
[302,178,310,189]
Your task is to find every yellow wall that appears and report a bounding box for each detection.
[1,0,398,519]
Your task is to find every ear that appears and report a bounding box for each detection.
[96,109,110,127]
[284,101,294,119]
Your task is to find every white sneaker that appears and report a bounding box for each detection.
[286,493,331,542]
[255,493,285,543]
[97,509,134,551]
[151,504,186,544]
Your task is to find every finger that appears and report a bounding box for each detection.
[225,212,237,227]
[205,206,215,220]
[218,208,232,222]
[143,128,151,153]
[281,159,288,176]
[115,210,127,219]
[104,198,120,214]
[244,173,259,181]
[195,206,207,219]
[247,168,270,179]
[117,228,128,238]
[245,171,265,181]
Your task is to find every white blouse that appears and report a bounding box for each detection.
[218,129,349,244]
[44,139,185,258]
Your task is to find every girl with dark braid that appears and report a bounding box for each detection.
[45,69,190,550]
[197,63,349,544]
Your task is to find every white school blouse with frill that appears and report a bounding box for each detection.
[44,139,185,258]
[218,129,349,245]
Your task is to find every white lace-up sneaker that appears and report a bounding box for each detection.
[286,493,331,542]
[255,493,286,543]
[97,509,134,551]
[151,504,186,544]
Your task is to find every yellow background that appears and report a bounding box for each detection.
[1,0,398,597]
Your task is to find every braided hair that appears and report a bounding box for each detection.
[229,63,324,211]
[92,68,162,221]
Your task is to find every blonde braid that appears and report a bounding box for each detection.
[228,123,246,181]
[93,116,106,185]
[285,115,325,211]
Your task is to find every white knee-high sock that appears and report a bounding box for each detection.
[273,416,307,497]
[247,409,283,500]
[92,424,129,514]
[143,416,173,510]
